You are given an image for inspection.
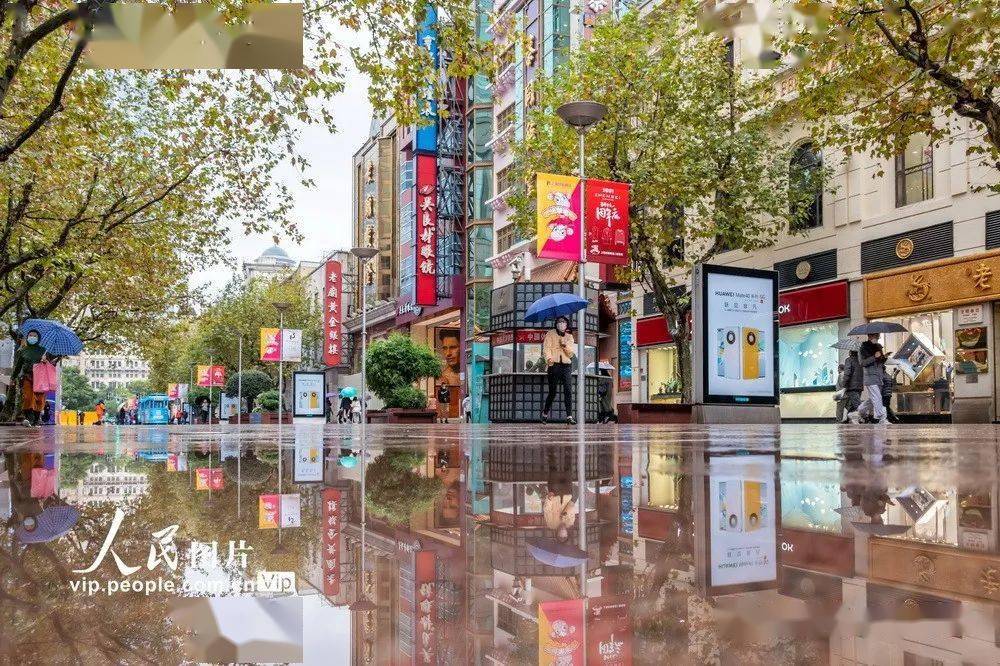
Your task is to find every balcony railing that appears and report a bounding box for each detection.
[485,186,513,213]
[486,124,514,155]
[493,62,516,97]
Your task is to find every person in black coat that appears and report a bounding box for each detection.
[841,350,863,422]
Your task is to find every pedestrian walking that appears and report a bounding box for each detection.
[95,400,106,425]
[541,315,576,424]
[853,333,889,424]
[351,396,362,423]
[840,350,863,423]
[882,366,898,423]
[11,329,49,427]
[462,394,471,423]
[339,395,352,423]
[436,383,450,423]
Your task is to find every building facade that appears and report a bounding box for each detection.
[65,353,150,391]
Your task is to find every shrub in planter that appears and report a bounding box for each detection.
[224,370,274,410]
[256,389,280,412]
[387,385,427,409]
[366,333,441,407]
[365,449,443,525]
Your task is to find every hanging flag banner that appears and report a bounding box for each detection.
[415,154,438,306]
[259,494,280,529]
[260,327,281,361]
[280,328,302,362]
[195,468,223,491]
[197,365,225,387]
[585,179,630,265]
[167,383,179,399]
[536,173,582,261]
[587,596,632,665]
[280,493,302,528]
[322,488,342,595]
[414,5,439,153]
[538,599,585,666]
[324,260,343,366]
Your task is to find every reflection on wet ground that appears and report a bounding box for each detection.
[3,424,1000,665]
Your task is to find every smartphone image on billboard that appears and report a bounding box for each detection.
[717,327,741,379]
[718,480,743,532]
[743,481,766,532]
[742,327,762,380]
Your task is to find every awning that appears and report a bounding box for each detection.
[529,260,577,283]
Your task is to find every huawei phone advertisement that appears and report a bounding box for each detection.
[708,455,777,590]
[705,268,777,402]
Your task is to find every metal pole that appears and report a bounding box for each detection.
[360,255,368,595]
[237,336,243,426]
[189,365,194,426]
[278,311,284,547]
[576,128,587,599]
[237,335,242,519]
[209,354,213,426]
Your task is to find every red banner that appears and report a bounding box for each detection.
[586,179,630,265]
[414,550,436,664]
[415,154,438,306]
[196,365,225,387]
[195,468,223,491]
[587,596,632,665]
[538,599,585,666]
[778,279,849,327]
[322,489,342,596]
[324,260,343,366]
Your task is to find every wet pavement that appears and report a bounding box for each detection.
[3,423,1000,664]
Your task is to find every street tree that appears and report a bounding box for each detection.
[784,0,1000,188]
[224,370,275,411]
[510,3,820,398]
[59,365,99,411]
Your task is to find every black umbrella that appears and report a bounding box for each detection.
[848,321,909,336]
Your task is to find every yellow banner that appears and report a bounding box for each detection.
[536,173,581,261]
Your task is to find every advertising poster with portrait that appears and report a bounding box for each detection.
[536,173,582,261]
[435,327,462,387]
[707,454,778,592]
[259,494,279,529]
[891,332,943,381]
[695,264,778,404]
[260,327,281,361]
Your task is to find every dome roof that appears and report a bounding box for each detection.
[260,244,291,260]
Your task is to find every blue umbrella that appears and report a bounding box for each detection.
[525,537,588,568]
[339,387,358,398]
[338,455,358,468]
[524,293,588,323]
[21,318,83,356]
[17,505,79,543]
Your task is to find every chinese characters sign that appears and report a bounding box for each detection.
[196,365,225,387]
[414,5,438,153]
[586,179,630,265]
[536,173,581,261]
[322,489,341,596]
[538,599,585,666]
[324,260,343,366]
[618,320,632,391]
[414,550,436,665]
[587,596,632,665]
[415,154,438,306]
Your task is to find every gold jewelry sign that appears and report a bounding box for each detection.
[85,3,303,70]
[864,249,1000,318]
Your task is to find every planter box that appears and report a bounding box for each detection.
[250,411,292,424]
[367,408,437,424]
[617,402,693,424]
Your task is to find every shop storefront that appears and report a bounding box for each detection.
[634,315,680,404]
[777,280,850,419]
[863,248,1000,422]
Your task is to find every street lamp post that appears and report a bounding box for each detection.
[272,301,291,552]
[556,100,607,599]
[350,245,378,611]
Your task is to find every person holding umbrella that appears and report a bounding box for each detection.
[542,315,577,424]
[11,328,48,427]
[858,332,889,424]
[841,350,863,422]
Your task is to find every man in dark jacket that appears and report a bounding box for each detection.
[858,333,888,424]
[841,350,863,422]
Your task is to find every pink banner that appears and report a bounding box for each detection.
[586,179,630,265]
[415,154,438,306]
[538,599,585,666]
[322,489,341,596]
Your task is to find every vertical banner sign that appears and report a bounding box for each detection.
[538,599,585,666]
[260,327,281,361]
[195,468,223,491]
[587,596,633,665]
[414,550,437,665]
[414,5,438,153]
[178,383,189,401]
[197,365,225,387]
[322,489,342,596]
[618,320,632,391]
[280,329,302,362]
[280,493,301,527]
[167,383,179,399]
[415,154,438,306]
[259,494,280,529]
[585,179,630,265]
[536,173,582,261]
[324,260,343,366]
